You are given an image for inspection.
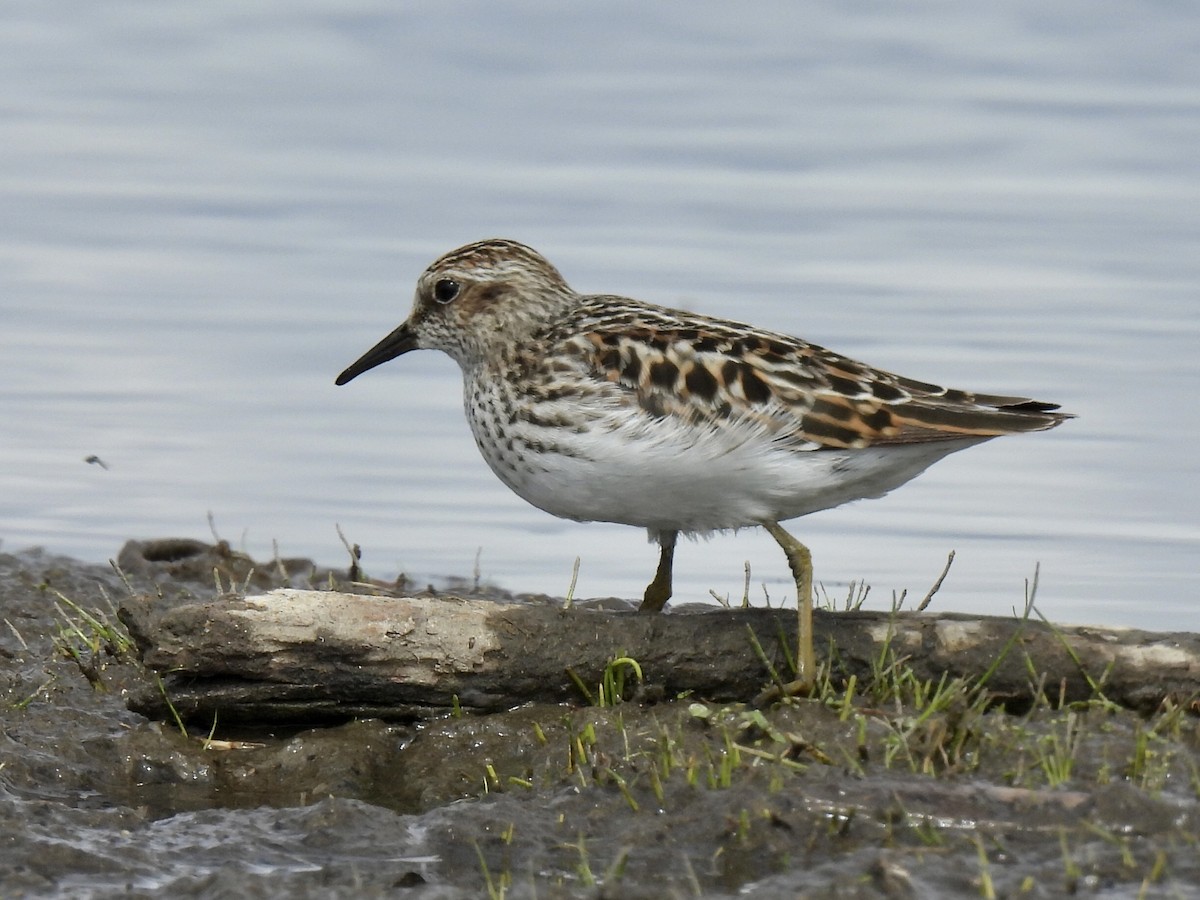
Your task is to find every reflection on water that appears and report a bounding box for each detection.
[2,2,1197,631]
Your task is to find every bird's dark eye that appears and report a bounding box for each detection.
[433,279,460,304]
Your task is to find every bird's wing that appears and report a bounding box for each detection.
[560,297,1070,451]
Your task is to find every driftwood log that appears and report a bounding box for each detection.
[119,589,1200,724]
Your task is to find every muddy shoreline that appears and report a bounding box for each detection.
[2,541,1197,897]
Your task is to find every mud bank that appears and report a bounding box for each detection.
[1,540,1197,897]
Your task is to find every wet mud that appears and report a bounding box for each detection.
[1,541,1198,897]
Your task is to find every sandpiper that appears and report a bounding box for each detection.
[337,239,1071,685]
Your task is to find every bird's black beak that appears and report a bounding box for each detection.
[335,321,419,385]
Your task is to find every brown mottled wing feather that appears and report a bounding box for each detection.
[564,297,1071,451]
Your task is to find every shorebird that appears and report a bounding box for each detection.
[337,239,1071,686]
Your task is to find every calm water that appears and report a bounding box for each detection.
[3,2,1198,631]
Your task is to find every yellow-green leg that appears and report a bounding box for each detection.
[640,530,678,612]
[763,521,815,689]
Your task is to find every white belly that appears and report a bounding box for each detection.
[467,392,986,535]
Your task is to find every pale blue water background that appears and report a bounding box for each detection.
[3,1,1198,632]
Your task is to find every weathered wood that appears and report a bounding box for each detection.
[119,589,1200,723]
